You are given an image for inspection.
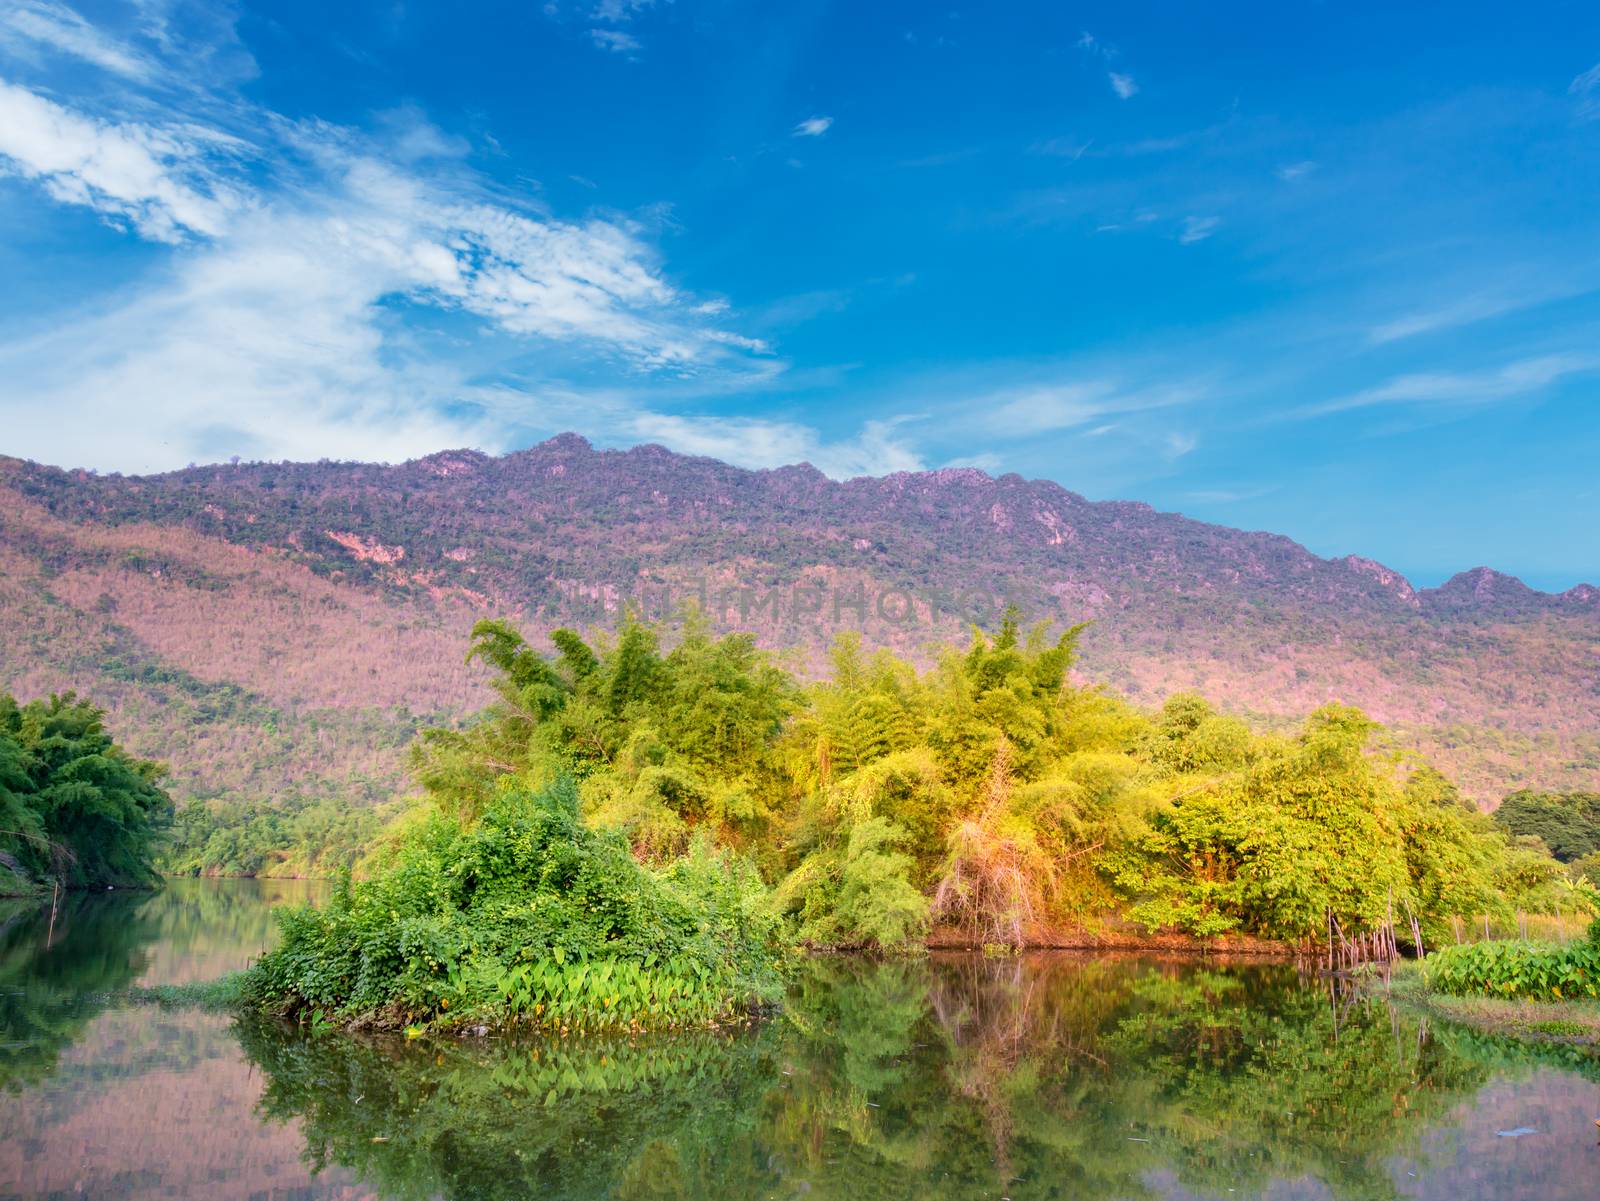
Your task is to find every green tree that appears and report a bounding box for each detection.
[0,692,172,890]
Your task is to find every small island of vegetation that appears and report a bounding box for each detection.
[239,611,1598,1034]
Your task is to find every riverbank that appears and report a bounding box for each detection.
[926,919,1295,956]
[1374,962,1600,1047]
[0,851,43,897]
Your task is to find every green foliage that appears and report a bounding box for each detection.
[1106,704,1565,946]
[399,616,1579,956]
[773,814,929,951]
[1494,789,1600,862]
[163,793,387,879]
[413,615,795,851]
[1110,706,1412,940]
[1575,852,1600,888]
[777,616,1122,949]
[0,691,172,890]
[243,777,786,1031]
[1426,938,1600,1001]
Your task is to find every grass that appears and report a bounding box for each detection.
[1377,961,1600,1047]
[125,972,250,1011]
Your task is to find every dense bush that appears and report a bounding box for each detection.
[0,692,172,891]
[1425,936,1600,1001]
[394,615,1591,956]
[1493,789,1600,862]
[243,777,786,1031]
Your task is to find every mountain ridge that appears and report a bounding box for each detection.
[22,434,1588,604]
[1,435,1596,805]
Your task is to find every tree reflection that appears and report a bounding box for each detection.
[236,954,1600,1201]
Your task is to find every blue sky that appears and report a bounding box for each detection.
[0,1,1597,590]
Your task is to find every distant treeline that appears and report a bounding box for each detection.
[164,794,387,880]
[1493,789,1600,877]
[0,692,172,894]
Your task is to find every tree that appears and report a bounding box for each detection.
[0,692,172,890]
[1493,789,1600,862]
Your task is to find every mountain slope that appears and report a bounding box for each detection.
[1,435,1595,804]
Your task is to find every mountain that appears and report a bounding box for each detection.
[2,435,1596,806]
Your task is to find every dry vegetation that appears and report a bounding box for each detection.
[1,436,1595,809]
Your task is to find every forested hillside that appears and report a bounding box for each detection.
[1,434,1595,808]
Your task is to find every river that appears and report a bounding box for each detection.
[0,878,1596,1199]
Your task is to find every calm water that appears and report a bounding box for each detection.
[1,881,1598,1200]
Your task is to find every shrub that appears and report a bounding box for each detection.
[243,777,787,1031]
[1425,939,1600,1002]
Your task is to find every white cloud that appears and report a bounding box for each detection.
[0,79,246,239]
[1108,72,1137,100]
[1571,61,1600,120]
[1182,485,1277,504]
[1179,215,1220,244]
[985,380,1197,435]
[1,0,257,89]
[1163,430,1197,458]
[1,0,155,80]
[1303,352,1600,416]
[793,115,832,137]
[589,28,640,53]
[590,0,656,21]
[1277,160,1317,180]
[625,413,923,478]
[0,80,772,471]
[1368,284,1590,345]
[1368,295,1526,344]
[939,450,1002,473]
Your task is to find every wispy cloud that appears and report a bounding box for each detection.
[1179,214,1220,244]
[1181,484,1278,504]
[589,0,658,21]
[0,78,246,240]
[982,380,1199,435]
[1368,294,1537,344]
[0,46,772,471]
[589,28,641,54]
[1,0,155,80]
[1030,136,1093,160]
[1277,160,1317,180]
[543,0,658,54]
[1301,352,1600,416]
[793,115,832,137]
[1572,62,1600,120]
[1163,430,1198,458]
[1,0,256,89]
[626,413,923,478]
[1367,280,1597,345]
[1075,31,1138,100]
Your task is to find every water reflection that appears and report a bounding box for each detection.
[0,878,323,1092]
[1,884,1598,1201]
[1,890,163,1091]
[237,954,1600,1201]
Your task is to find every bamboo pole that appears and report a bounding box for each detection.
[46,878,59,948]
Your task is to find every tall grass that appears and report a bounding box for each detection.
[1436,911,1592,946]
